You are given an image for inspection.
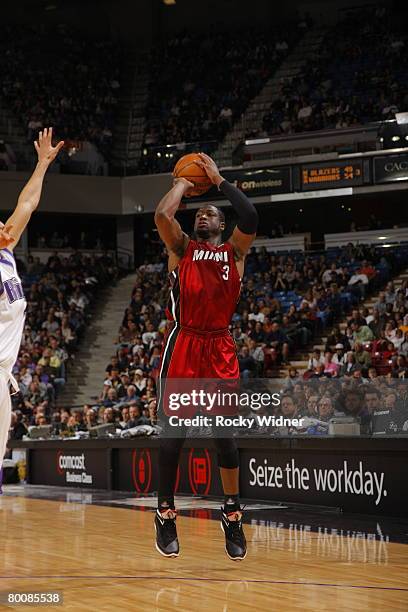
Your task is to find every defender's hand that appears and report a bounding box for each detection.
[197,152,224,187]
[173,177,195,196]
[0,224,15,249]
[34,127,64,165]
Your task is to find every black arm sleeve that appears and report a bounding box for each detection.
[219,180,258,234]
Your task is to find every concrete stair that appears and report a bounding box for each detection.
[57,273,138,408]
[214,26,326,168]
[111,57,148,173]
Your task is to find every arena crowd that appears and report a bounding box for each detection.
[138,24,297,174]
[0,24,122,164]
[8,251,118,438]
[9,239,408,439]
[83,241,408,437]
[260,7,408,137]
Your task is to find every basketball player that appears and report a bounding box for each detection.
[0,128,64,483]
[154,152,258,560]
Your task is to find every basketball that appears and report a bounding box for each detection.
[173,153,212,197]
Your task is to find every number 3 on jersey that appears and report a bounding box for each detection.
[222,265,230,280]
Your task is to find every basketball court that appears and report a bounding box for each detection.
[1,485,407,611]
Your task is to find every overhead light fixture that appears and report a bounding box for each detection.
[244,138,270,145]
[163,0,176,5]
[396,112,408,126]
[392,135,400,142]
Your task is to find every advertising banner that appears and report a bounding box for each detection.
[191,166,292,202]
[113,446,223,496]
[240,449,407,516]
[374,154,408,184]
[29,448,109,489]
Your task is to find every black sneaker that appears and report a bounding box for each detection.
[154,508,179,558]
[221,508,247,561]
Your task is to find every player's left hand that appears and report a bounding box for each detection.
[0,224,15,249]
[34,127,65,166]
[197,152,224,187]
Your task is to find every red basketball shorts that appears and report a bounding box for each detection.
[159,324,239,378]
[158,325,239,417]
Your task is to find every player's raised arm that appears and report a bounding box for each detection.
[154,178,192,260]
[197,153,258,258]
[4,127,64,249]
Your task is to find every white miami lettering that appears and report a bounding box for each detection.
[193,250,228,262]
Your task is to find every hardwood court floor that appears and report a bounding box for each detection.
[0,495,407,611]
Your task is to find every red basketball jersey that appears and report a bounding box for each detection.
[166,239,241,332]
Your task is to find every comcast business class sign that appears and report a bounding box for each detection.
[28,448,108,488]
[57,452,93,485]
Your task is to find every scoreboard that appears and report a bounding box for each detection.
[301,160,364,191]
[189,153,406,204]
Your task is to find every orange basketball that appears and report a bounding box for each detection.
[173,153,212,197]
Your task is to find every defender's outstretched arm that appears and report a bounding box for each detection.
[2,127,64,249]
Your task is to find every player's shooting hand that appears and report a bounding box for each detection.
[0,224,15,249]
[197,152,224,187]
[173,177,195,195]
[34,127,65,166]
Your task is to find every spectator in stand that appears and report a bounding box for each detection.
[71,410,87,432]
[332,343,346,366]
[352,320,374,344]
[399,332,408,357]
[238,346,257,381]
[340,352,359,377]
[125,402,150,428]
[323,351,339,377]
[248,339,264,375]
[9,412,28,440]
[307,349,325,372]
[353,343,372,371]
[267,322,290,364]
[283,368,301,390]
[133,369,147,396]
[85,407,98,429]
[103,388,118,408]
[147,399,157,425]
[318,396,335,422]
[120,406,130,428]
[103,407,120,428]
